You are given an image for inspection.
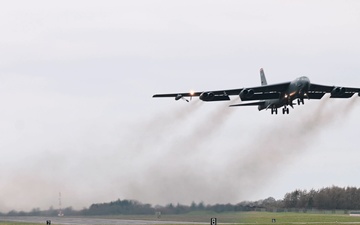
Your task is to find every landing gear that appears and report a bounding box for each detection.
[282,106,289,114]
[271,106,289,115]
[297,98,304,105]
[271,108,278,115]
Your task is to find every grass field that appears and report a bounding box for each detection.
[100,211,360,224]
[0,223,42,225]
[2,211,360,225]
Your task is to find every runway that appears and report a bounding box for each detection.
[0,216,203,225]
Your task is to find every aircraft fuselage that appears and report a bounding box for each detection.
[258,76,310,111]
[286,76,310,102]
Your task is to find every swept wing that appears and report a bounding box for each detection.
[153,82,291,101]
[309,83,360,99]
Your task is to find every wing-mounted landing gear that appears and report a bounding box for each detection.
[182,98,190,102]
[271,108,278,115]
[297,98,304,105]
[175,94,191,102]
[282,106,289,114]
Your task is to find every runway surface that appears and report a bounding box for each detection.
[0,216,204,225]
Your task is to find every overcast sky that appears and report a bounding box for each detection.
[1,1,360,212]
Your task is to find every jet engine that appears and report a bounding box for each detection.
[331,87,346,97]
[200,92,214,101]
[239,89,255,100]
[199,92,230,101]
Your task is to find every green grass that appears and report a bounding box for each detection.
[0,223,43,225]
[95,211,360,224]
[3,212,360,225]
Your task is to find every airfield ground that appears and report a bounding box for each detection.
[2,211,360,225]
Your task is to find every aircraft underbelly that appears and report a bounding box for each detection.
[287,80,310,101]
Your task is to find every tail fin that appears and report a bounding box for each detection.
[260,68,267,86]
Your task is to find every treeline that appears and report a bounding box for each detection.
[3,186,360,216]
[0,199,276,216]
[283,186,360,210]
[84,199,153,215]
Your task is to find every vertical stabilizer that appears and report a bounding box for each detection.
[260,68,267,86]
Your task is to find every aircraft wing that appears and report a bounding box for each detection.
[153,82,291,102]
[153,88,242,102]
[245,82,290,93]
[152,88,242,98]
[309,83,360,98]
[235,82,291,101]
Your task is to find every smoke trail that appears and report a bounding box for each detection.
[61,96,357,208]
[122,100,203,157]
[22,96,353,210]
[121,96,360,205]
[166,99,238,156]
[219,96,359,201]
[123,96,359,205]
[0,100,205,212]
[121,99,239,204]
[143,100,202,132]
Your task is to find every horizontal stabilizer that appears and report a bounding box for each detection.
[229,101,265,107]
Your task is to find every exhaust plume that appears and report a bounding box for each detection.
[220,96,359,201]
[122,99,238,204]
[123,97,359,205]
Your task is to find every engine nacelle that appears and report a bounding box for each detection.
[199,92,230,101]
[331,87,346,97]
[200,92,215,101]
[239,89,255,100]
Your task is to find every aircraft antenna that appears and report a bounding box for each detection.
[58,192,64,217]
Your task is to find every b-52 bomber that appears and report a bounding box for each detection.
[153,68,360,114]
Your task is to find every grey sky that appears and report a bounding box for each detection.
[0,1,360,212]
